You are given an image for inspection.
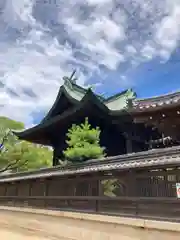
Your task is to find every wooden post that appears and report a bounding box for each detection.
[127,170,136,197]
[4,183,7,196]
[126,138,133,153]
[28,180,32,196]
[95,177,102,212]
[53,148,59,166]
[125,132,133,153]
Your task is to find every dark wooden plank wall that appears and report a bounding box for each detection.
[0,167,179,221]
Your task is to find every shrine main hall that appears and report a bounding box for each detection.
[13,75,180,166]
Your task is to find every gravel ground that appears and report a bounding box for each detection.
[0,229,52,239]
[0,210,68,240]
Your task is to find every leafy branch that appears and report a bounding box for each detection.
[0,129,28,173]
[0,158,28,174]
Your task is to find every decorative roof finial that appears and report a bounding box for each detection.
[69,70,76,82]
[63,70,77,84]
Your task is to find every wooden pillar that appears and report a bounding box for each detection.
[5,183,8,196]
[124,132,133,153]
[53,148,59,166]
[126,138,133,153]
[98,178,103,196]
[96,178,101,212]
[126,170,136,196]
[3,183,7,196]
[15,182,18,196]
[29,180,32,196]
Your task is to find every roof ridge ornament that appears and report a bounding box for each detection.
[127,88,137,99]
[63,70,77,84]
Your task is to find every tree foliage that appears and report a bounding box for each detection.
[63,118,105,162]
[101,179,118,197]
[0,117,24,130]
[0,117,52,173]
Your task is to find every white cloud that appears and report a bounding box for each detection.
[62,13,126,69]
[140,43,156,60]
[154,2,180,59]
[86,0,112,5]
[0,0,179,127]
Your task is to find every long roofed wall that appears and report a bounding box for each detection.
[0,145,180,183]
[1,146,180,221]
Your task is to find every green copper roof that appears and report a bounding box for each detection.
[13,73,180,146]
[62,78,136,107]
[42,78,136,121]
[12,88,112,143]
[63,77,86,101]
[40,77,136,123]
[105,89,136,110]
[13,76,137,144]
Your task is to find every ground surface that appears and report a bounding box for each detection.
[0,229,51,240]
[0,210,66,240]
[1,207,180,240]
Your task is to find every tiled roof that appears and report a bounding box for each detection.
[42,79,136,123]
[132,91,180,111]
[0,146,180,183]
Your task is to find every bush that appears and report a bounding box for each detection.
[63,118,105,162]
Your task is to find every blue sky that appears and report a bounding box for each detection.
[0,0,180,127]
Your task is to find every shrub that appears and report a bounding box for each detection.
[63,118,105,162]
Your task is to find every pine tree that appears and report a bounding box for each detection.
[63,118,105,162]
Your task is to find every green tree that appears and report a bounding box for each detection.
[63,119,117,196]
[0,116,24,130]
[63,118,105,162]
[0,116,52,173]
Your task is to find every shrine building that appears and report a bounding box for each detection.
[13,73,180,166]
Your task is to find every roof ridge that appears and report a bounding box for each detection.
[105,88,136,103]
[134,90,180,102]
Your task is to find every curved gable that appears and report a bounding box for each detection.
[105,89,136,111]
[41,81,86,123]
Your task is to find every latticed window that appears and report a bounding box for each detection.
[136,172,177,197]
[75,181,89,196]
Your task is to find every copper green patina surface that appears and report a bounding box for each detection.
[42,78,136,122]
[13,76,180,144]
[13,78,136,144]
